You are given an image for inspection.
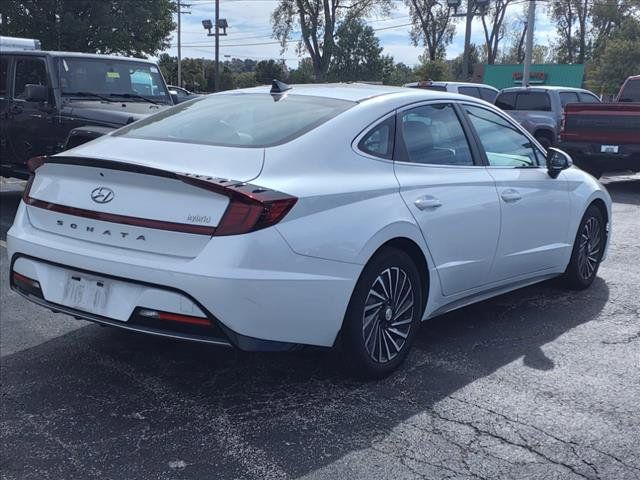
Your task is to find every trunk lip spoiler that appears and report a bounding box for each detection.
[24,156,219,236]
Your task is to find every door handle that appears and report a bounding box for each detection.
[500,189,522,203]
[414,196,442,210]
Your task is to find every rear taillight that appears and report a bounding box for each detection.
[178,174,297,236]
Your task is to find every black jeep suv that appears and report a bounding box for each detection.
[0,50,174,179]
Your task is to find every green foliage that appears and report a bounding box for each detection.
[383,62,418,86]
[328,19,387,82]
[406,0,454,61]
[414,58,450,82]
[0,0,175,56]
[254,60,288,85]
[449,44,480,81]
[586,17,640,95]
[235,72,258,89]
[288,58,315,84]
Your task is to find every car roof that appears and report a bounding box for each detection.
[221,82,483,103]
[500,86,593,93]
[0,49,157,64]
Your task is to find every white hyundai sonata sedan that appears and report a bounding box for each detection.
[8,82,611,377]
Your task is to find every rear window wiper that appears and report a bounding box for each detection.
[63,91,117,102]
[109,93,159,105]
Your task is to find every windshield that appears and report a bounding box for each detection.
[58,57,171,104]
[619,79,640,102]
[113,93,355,147]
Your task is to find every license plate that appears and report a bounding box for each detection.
[62,274,110,313]
[601,145,619,153]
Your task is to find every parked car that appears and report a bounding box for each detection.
[0,49,174,179]
[558,76,640,178]
[167,85,201,103]
[404,80,499,103]
[8,83,611,378]
[494,86,601,149]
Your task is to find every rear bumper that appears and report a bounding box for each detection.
[559,141,640,172]
[7,202,361,348]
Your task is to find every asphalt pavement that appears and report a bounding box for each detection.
[1,175,639,480]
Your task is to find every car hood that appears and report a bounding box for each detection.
[60,100,171,127]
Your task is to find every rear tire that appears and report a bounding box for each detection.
[338,247,424,379]
[562,204,606,290]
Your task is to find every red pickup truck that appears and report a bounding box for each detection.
[559,75,640,178]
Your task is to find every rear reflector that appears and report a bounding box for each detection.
[138,308,212,327]
[12,271,44,298]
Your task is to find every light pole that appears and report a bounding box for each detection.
[522,0,536,88]
[177,2,191,88]
[202,2,228,92]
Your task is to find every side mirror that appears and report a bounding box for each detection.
[547,147,572,178]
[24,84,48,102]
[169,92,179,105]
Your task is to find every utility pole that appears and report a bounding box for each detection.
[177,2,191,88]
[522,0,536,87]
[462,2,474,81]
[215,0,220,92]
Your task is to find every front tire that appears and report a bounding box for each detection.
[338,247,424,379]
[562,205,606,290]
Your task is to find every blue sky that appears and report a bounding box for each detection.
[158,0,554,67]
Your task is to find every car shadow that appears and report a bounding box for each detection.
[1,277,610,478]
[602,177,640,206]
[0,190,23,240]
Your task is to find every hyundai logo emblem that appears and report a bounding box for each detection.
[91,186,114,204]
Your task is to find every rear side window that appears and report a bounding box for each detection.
[399,103,473,166]
[115,94,355,147]
[358,116,395,159]
[14,57,47,99]
[515,92,551,111]
[559,91,579,107]
[458,86,481,99]
[0,57,7,97]
[480,88,497,103]
[578,92,600,103]
[619,79,640,102]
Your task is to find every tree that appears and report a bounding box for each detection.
[158,53,178,85]
[550,0,591,64]
[587,17,640,94]
[0,0,175,56]
[406,0,455,62]
[254,60,288,84]
[272,0,391,81]
[449,44,480,80]
[481,0,514,64]
[328,19,387,82]
[383,62,417,86]
[289,57,316,83]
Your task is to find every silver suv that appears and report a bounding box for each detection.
[404,81,499,103]
[495,86,600,149]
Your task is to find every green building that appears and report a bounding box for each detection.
[482,64,585,90]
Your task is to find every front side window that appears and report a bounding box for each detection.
[399,103,473,166]
[559,91,579,107]
[578,92,600,103]
[458,86,481,99]
[358,116,395,159]
[464,105,541,167]
[480,88,498,103]
[14,57,47,99]
[114,93,355,148]
[495,92,516,110]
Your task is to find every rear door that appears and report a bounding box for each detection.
[393,102,501,296]
[461,103,572,282]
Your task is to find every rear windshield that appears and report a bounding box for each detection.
[114,93,354,147]
[619,79,640,102]
[495,91,551,111]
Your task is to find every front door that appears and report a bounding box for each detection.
[461,104,572,282]
[393,102,501,296]
[6,56,54,166]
